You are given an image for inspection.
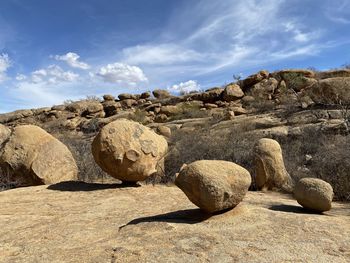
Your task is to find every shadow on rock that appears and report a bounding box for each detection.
[47,181,140,192]
[120,209,211,229]
[268,204,324,215]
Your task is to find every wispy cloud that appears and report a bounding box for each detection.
[54,52,90,70]
[0,53,11,82]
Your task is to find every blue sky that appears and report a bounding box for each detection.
[1,0,350,112]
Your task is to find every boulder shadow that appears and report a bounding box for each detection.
[269,204,323,215]
[119,208,211,229]
[47,181,141,192]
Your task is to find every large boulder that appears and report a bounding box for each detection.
[152,89,171,99]
[241,70,269,90]
[92,119,168,182]
[190,88,224,103]
[316,69,350,79]
[278,69,316,92]
[175,160,251,213]
[222,84,244,101]
[65,100,104,117]
[253,138,293,192]
[0,125,78,186]
[306,77,350,105]
[294,178,333,212]
[0,124,11,146]
[0,109,34,124]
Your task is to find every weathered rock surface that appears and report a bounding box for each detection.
[153,89,171,99]
[222,84,244,101]
[0,125,78,185]
[0,185,349,263]
[175,160,251,213]
[253,138,293,192]
[294,178,334,212]
[0,124,10,146]
[92,119,168,182]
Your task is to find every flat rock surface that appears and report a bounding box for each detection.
[0,183,349,263]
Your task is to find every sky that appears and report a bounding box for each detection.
[0,0,350,113]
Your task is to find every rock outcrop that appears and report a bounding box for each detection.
[0,125,78,185]
[175,160,251,213]
[92,119,168,182]
[0,124,10,146]
[253,138,293,192]
[294,178,334,212]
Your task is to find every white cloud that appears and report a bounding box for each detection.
[15,74,27,81]
[30,65,79,84]
[122,44,202,65]
[96,63,148,85]
[170,80,201,93]
[0,53,11,82]
[54,52,90,69]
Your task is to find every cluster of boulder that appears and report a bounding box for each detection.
[1,118,334,214]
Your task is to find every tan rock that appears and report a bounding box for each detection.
[140,91,151,99]
[0,109,34,124]
[120,99,138,108]
[0,124,11,146]
[294,178,333,212]
[175,160,251,213]
[222,84,244,101]
[241,70,269,90]
[92,119,168,182]
[102,100,121,117]
[153,89,171,99]
[118,93,137,100]
[191,88,223,103]
[249,78,278,99]
[157,126,171,138]
[279,69,317,92]
[316,69,350,79]
[253,138,293,192]
[0,125,78,185]
[103,94,115,101]
[66,100,103,116]
[307,77,350,105]
[160,105,183,116]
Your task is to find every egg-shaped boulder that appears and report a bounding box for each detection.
[92,119,168,182]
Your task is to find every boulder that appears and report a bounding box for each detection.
[0,125,78,186]
[153,89,171,99]
[253,138,293,192]
[140,91,151,99]
[307,77,350,105]
[102,101,122,117]
[92,119,168,182]
[66,100,104,117]
[120,99,138,108]
[118,93,137,100]
[241,70,269,90]
[175,160,251,213]
[190,88,223,103]
[0,110,34,124]
[294,178,333,212]
[157,126,171,138]
[316,69,350,79]
[103,94,115,101]
[222,84,244,101]
[279,69,317,92]
[0,124,11,146]
[160,105,183,116]
[248,78,278,99]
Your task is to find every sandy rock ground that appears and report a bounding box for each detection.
[0,183,349,263]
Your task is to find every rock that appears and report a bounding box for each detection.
[316,69,350,79]
[241,70,269,90]
[120,99,138,108]
[157,126,171,138]
[222,84,244,101]
[241,95,255,106]
[102,101,122,117]
[279,69,317,92]
[0,110,34,124]
[66,100,104,117]
[191,88,223,103]
[103,94,115,101]
[307,77,350,105]
[204,103,218,109]
[175,160,251,213]
[92,119,168,182]
[153,89,171,99]
[118,93,136,100]
[294,178,334,212]
[248,78,278,99]
[0,124,11,146]
[154,114,168,123]
[0,125,78,186]
[253,138,293,192]
[160,105,183,116]
[140,91,151,99]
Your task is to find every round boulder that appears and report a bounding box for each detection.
[175,160,251,213]
[92,119,168,182]
[294,178,333,212]
[253,138,293,192]
[0,125,78,186]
